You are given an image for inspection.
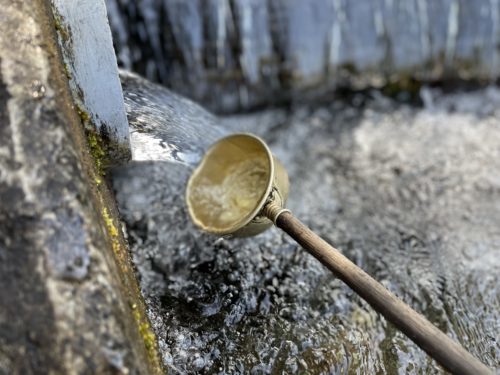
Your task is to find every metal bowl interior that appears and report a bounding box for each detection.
[186,134,274,236]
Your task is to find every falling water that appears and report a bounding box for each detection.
[120,70,228,165]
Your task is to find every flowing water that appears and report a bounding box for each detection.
[112,74,500,374]
[188,157,269,231]
[120,70,228,165]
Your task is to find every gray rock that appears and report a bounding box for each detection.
[0,1,160,373]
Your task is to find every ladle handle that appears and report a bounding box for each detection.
[272,211,492,375]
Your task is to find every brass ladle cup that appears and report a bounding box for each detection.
[186,133,289,237]
[185,133,491,375]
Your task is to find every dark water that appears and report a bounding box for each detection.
[113,75,500,373]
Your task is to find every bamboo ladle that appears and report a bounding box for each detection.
[185,133,492,375]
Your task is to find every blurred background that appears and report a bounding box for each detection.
[107,0,500,113]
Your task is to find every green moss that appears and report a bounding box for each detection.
[76,103,91,124]
[140,322,157,351]
[85,128,131,176]
[101,206,123,260]
[100,200,160,366]
[53,12,71,42]
[132,305,158,355]
[85,131,105,177]
[100,199,161,371]
[102,207,119,238]
[63,63,71,79]
[381,75,422,102]
[83,119,131,174]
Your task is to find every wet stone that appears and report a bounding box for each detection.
[0,1,156,373]
[113,79,500,373]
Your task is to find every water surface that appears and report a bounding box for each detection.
[113,81,500,374]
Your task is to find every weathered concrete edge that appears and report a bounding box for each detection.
[51,0,131,164]
[0,0,163,373]
[42,2,165,373]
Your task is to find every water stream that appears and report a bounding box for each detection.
[112,74,500,373]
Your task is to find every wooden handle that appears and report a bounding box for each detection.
[273,211,491,375]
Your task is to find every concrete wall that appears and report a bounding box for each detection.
[52,0,131,163]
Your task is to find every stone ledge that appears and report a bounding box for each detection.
[0,1,162,373]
